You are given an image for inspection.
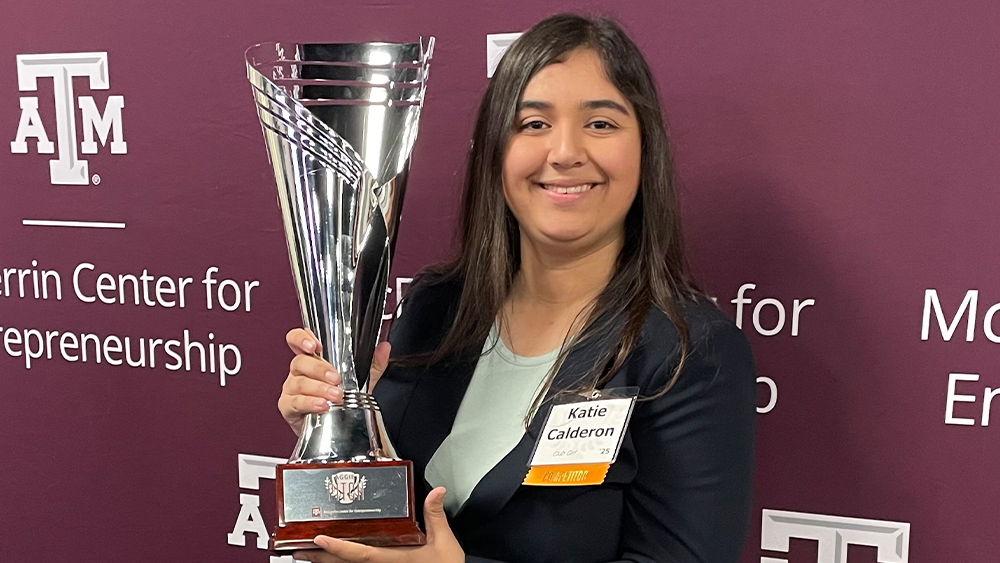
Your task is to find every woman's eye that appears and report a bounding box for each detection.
[588,120,617,130]
[520,120,548,131]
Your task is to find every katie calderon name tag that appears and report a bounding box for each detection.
[524,388,638,486]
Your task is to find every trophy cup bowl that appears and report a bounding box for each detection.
[246,38,434,551]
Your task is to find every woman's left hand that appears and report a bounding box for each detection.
[293,487,464,563]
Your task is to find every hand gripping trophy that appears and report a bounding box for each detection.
[245,39,434,551]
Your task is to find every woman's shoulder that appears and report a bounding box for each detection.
[396,269,463,318]
[635,298,754,389]
[386,270,463,355]
[640,298,741,347]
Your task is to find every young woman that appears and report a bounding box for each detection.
[279,13,756,563]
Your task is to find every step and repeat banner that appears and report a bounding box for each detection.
[1,1,996,561]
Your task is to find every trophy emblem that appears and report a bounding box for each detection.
[246,38,434,550]
[327,472,367,504]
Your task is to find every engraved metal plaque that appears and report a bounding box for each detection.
[282,466,410,522]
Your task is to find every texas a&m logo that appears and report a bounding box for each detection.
[762,509,910,563]
[10,52,126,185]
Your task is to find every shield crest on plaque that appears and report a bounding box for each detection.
[326,472,367,504]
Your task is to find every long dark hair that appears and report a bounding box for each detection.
[401,13,706,411]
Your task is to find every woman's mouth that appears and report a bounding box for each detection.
[537,183,596,194]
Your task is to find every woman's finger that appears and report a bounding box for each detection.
[368,341,391,391]
[422,487,450,543]
[290,354,340,384]
[283,375,343,403]
[312,536,398,563]
[286,327,323,356]
[279,391,330,416]
[291,548,346,563]
[278,393,329,436]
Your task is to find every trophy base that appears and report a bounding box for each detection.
[270,459,425,551]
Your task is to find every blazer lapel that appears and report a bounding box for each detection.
[393,346,482,479]
[453,312,624,531]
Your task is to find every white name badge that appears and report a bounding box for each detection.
[524,387,638,486]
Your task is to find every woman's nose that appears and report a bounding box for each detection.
[546,124,588,169]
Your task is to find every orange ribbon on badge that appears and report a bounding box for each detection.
[523,463,611,486]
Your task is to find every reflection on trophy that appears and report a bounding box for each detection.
[246,38,434,550]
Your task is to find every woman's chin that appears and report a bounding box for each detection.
[533,229,591,246]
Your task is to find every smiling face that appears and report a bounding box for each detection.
[502,48,641,254]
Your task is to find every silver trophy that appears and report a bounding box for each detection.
[247,39,433,550]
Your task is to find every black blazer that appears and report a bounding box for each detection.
[373,277,756,563]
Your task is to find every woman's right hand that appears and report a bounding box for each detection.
[278,328,391,437]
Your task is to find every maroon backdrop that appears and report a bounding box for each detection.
[1,1,997,561]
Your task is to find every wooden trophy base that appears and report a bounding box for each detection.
[270,458,425,551]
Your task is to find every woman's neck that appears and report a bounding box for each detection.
[510,231,623,311]
[497,231,623,356]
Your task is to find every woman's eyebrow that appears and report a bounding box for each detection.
[517,99,630,115]
[518,100,552,111]
[581,99,630,115]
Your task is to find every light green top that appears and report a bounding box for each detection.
[424,324,559,517]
